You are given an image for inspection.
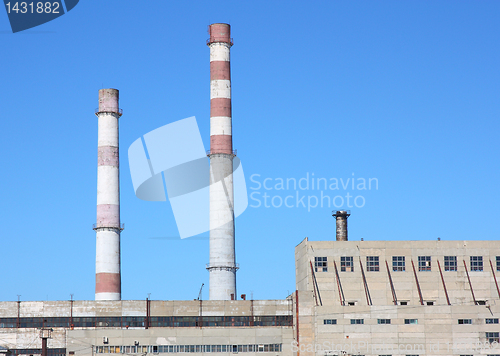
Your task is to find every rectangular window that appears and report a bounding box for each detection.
[471,256,483,271]
[393,256,405,272]
[399,301,408,305]
[366,256,379,272]
[497,256,500,271]
[418,256,431,271]
[404,319,418,324]
[324,319,337,324]
[350,319,364,324]
[486,332,500,343]
[341,256,354,272]
[486,318,499,324]
[315,257,328,272]
[444,256,457,271]
[458,319,472,324]
[377,319,391,324]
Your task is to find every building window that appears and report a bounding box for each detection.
[377,319,391,324]
[470,256,483,271]
[425,301,434,305]
[366,256,379,272]
[404,319,418,324]
[324,319,337,325]
[418,256,431,271]
[398,301,409,305]
[458,319,472,324]
[393,256,405,272]
[444,256,457,271]
[94,344,283,354]
[341,256,354,272]
[486,332,500,343]
[497,256,500,271]
[350,319,364,324]
[486,318,499,324]
[314,257,328,272]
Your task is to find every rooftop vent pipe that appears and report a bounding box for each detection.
[332,210,350,241]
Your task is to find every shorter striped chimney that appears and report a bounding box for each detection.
[94,89,123,301]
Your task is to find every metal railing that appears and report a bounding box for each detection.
[93,223,124,231]
[206,38,234,46]
[95,108,123,116]
[206,149,237,156]
[332,209,351,216]
[206,263,239,271]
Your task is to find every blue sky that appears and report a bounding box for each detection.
[1,1,499,302]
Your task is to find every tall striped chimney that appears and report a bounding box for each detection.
[94,88,122,301]
[207,23,238,300]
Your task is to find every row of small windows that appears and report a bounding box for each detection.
[456,318,499,324]
[4,348,66,356]
[94,344,282,354]
[315,256,500,272]
[323,318,499,325]
[0,316,292,329]
[324,318,417,325]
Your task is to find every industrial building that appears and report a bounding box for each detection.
[1,235,500,356]
[295,236,500,356]
[1,23,499,356]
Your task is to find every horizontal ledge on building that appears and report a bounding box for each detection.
[206,149,237,157]
[332,210,351,217]
[95,108,123,117]
[206,263,239,272]
[93,223,124,231]
[206,38,233,46]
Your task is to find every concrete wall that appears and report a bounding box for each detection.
[0,300,294,356]
[296,239,500,306]
[295,239,500,356]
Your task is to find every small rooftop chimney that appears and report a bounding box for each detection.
[332,210,350,241]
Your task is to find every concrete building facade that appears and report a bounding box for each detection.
[0,299,294,356]
[295,238,500,356]
[1,239,500,355]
